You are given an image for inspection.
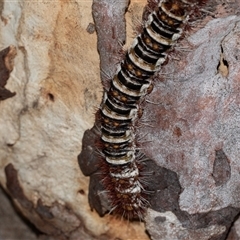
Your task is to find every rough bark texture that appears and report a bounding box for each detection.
[0,0,240,240]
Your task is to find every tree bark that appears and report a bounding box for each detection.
[0,0,240,240]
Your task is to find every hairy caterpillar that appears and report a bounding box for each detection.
[92,0,208,220]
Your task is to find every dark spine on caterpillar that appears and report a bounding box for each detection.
[97,0,207,219]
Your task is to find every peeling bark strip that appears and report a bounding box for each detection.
[0,46,16,101]
[5,163,54,219]
[5,163,33,210]
[79,0,209,220]
[4,164,75,236]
